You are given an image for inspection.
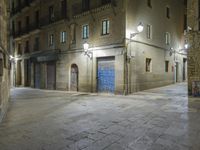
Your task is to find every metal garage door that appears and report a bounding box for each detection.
[47,62,56,90]
[34,63,41,89]
[97,57,115,93]
[25,59,31,86]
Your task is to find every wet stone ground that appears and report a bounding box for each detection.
[0,83,200,150]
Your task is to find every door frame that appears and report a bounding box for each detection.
[69,64,79,91]
[46,61,56,90]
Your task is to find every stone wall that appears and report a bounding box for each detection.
[0,0,10,122]
[187,0,200,95]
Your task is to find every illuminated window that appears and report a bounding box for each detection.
[82,25,89,39]
[165,32,171,45]
[102,19,110,35]
[49,34,54,46]
[60,31,67,43]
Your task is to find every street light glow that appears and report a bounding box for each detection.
[83,42,89,52]
[184,43,189,49]
[137,23,144,33]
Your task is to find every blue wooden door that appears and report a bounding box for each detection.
[97,57,115,93]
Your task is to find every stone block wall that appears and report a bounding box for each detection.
[0,0,10,122]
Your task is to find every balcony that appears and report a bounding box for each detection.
[12,23,41,39]
[11,2,29,16]
[40,11,67,27]
[11,0,37,16]
[72,1,116,18]
[12,12,66,39]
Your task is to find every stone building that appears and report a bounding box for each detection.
[0,0,10,122]
[10,0,187,94]
[187,0,200,95]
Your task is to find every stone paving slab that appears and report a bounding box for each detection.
[0,83,200,150]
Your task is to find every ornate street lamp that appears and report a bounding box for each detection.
[83,42,92,59]
[137,22,144,33]
[125,22,144,95]
[130,22,144,39]
[184,43,189,49]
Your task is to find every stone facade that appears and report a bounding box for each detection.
[187,0,200,95]
[0,0,10,122]
[10,0,187,94]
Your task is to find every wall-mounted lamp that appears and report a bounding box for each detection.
[83,42,92,59]
[184,43,189,49]
[130,22,144,39]
[137,22,144,33]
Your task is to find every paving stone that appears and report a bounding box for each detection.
[0,83,200,150]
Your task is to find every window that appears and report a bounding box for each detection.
[82,25,89,39]
[82,0,90,11]
[184,14,187,31]
[61,0,67,18]
[166,7,170,19]
[60,31,67,43]
[35,11,39,27]
[49,34,54,46]
[18,21,21,33]
[17,43,22,55]
[12,1,14,12]
[26,16,29,31]
[25,40,29,53]
[147,24,152,39]
[34,37,39,51]
[49,6,54,22]
[70,24,76,44]
[17,0,21,7]
[165,61,169,72]
[3,54,8,69]
[12,21,15,34]
[165,32,170,45]
[102,19,110,35]
[147,0,152,8]
[184,0,187,6]
[101,0,111,5]
[146,58,152,72]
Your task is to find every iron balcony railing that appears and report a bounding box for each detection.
[40,11,67,27]
[12,12,67,38]
[12,22,40,38]
[11,0,38,16]
[72,0,115,16]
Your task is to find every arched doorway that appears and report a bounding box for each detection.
[70,64,78,91]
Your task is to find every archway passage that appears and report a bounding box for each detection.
[70,64,78,91]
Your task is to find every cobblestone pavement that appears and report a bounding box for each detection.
[0,83,200,150]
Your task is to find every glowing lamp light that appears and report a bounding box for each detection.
[83,42,89,52]
[137,23,144,33]
[184,43,189,49]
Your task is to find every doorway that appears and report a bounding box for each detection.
[70,64,78,91]
[47,62,56,90]
[97,57,115,93]
[183,58,187,81]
